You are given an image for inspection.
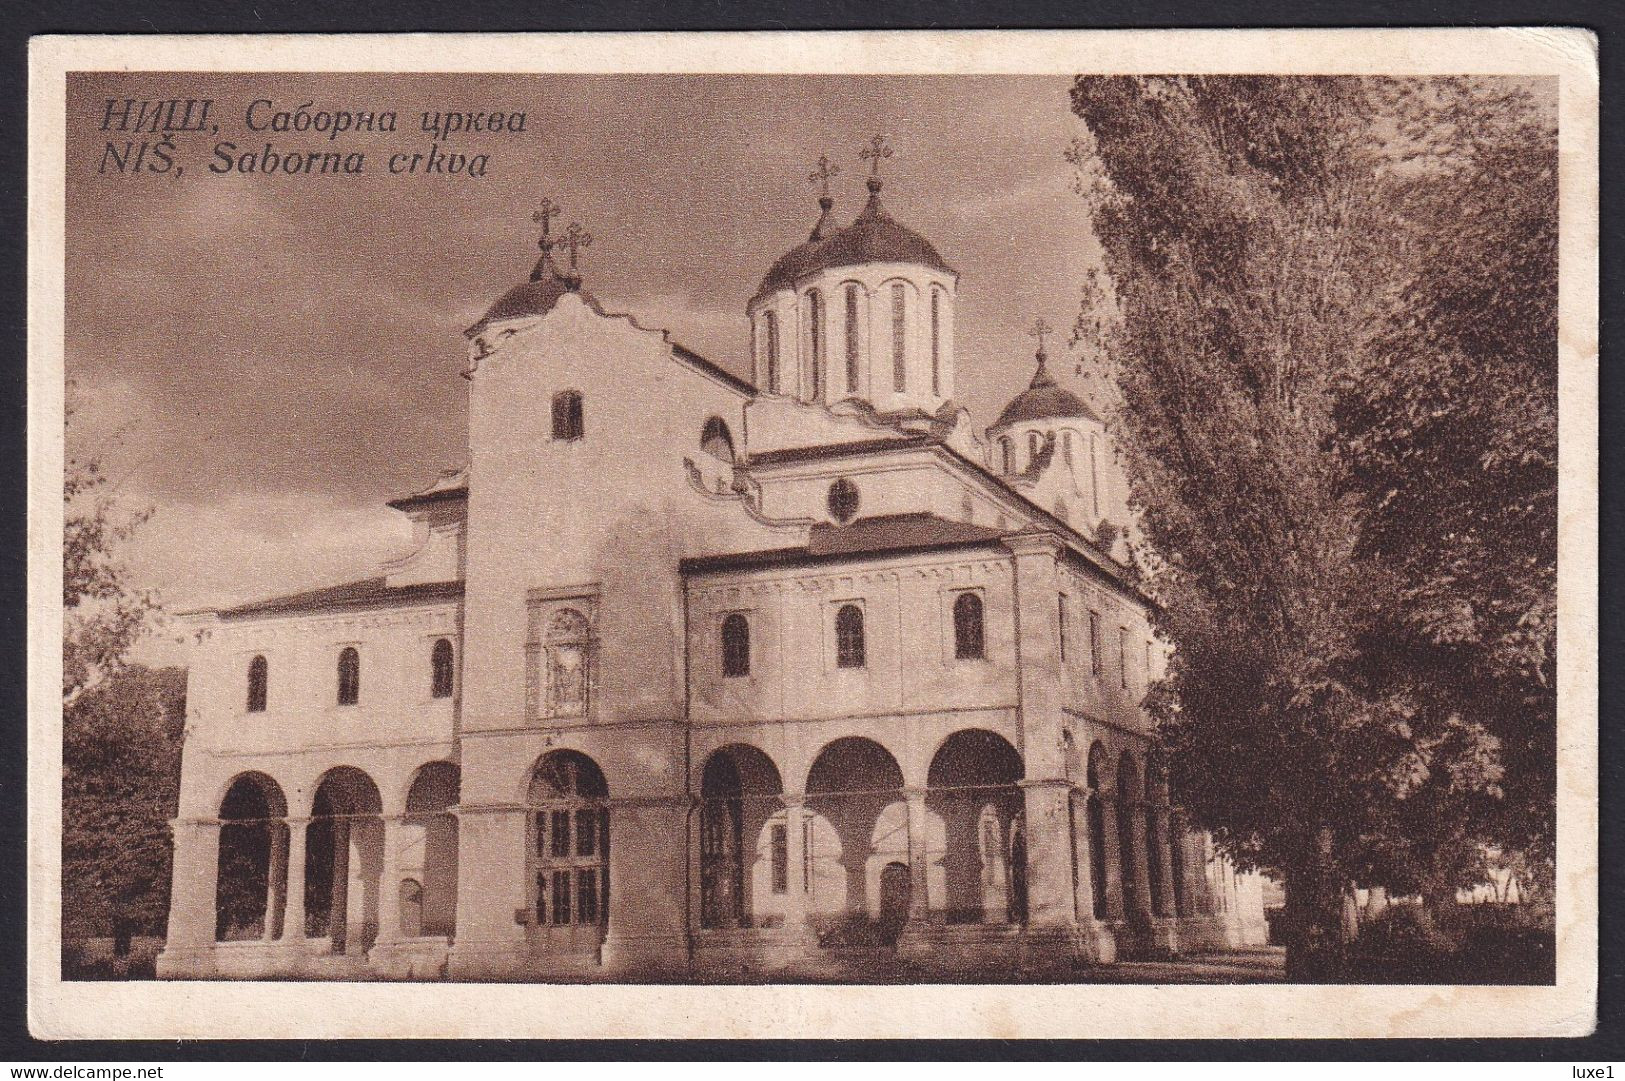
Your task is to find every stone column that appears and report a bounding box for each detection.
[1068,790,1097,924]
[905,788,930,919]
[1128,799,1155,924]
[1018,779,1077,930]
[1155,808,1177,919]
[282,818,309,940]
[781,796,812,937]
[375,813,404,945]
[263,820,289,941]
[162,818,221,949]
[1100,795,1126,920]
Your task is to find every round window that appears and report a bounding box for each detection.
[827,477,860,523]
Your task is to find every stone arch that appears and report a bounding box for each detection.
[804,737,907,932]
[404,761,460,937]
[306,766,384,953]
[215,772,288,942]
[699,744,784,929]
[926,729,1025,924]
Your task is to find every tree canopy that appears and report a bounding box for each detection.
[1068,75,1557,974]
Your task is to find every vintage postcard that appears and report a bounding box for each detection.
[27,29,1598,1039]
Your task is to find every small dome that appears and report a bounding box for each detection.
[993,357,1100,428]
[466,251,595,338]
[754,179,954,301]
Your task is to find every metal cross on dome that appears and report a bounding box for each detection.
[562,221,593,271]
[532,198,562,251]
[808,155,840,197]
[859,134,893,177]
[1029,317,1053,354]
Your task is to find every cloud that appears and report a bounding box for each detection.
[68,72,1108,622]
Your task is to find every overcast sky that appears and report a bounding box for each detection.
[65,73,1104,663]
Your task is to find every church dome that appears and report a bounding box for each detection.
[754,178,954,300]
[467,213,597,338]
[993,354,1100,428]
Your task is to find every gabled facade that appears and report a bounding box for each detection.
[157,171,1265,982]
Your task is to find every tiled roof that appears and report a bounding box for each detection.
[746,434,940,467]
[993,361,1101,428]
[681,513,1006,575]
[218,577,464,619]
[755,182,955,300]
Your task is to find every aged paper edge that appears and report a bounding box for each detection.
[25,28,1599,1041]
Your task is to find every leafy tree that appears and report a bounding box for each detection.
[1068,76,1556,977]
[61,664,185,945]
[64,382,153,708]
[1337,80,1558,902]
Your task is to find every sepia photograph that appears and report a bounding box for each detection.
[28,29,1598,1040]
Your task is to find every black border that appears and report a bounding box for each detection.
[6,0,1619,1062]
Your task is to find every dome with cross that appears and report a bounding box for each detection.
[467,202,598,338]
[754,140,954,302]
[747,138,960,417]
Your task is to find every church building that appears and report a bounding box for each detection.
[157,144,1268,981]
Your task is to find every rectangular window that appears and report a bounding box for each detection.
[807,291,823,400]
[551,870,571,925]
[577,868,599,925]
[1058,594,1068,664]
[551,811,570,858]
[1089,434,1101,519]
[534,813,547,857]
[1119,626,1130,689]
[576,808,597,857]
[845,285,860,392]
[891,283,906,392]
[930,290,941,396]
[771,823,788,894]
[1145,639,1154,683]
[1088,611,1102,677]
[766,311,781,394]
[534,872,547,923]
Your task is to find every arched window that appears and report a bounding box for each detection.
[528,750,609,933]
[844,284,860,393]
[431,637,455,699]
[700,416,735,462]
[551,390,584,441]
[1027,431,1042,464]
[1000,437,1013,475]
[764,310,781,394]
[246,654,268,713]
[805,289,823,401]
[930,288,942,396]
[337,647,359,706]
[721,613,750,678]
[1063,432,1075,469]
[890,283,907,393]
[835,604,866,669]
[952,592,984,660]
